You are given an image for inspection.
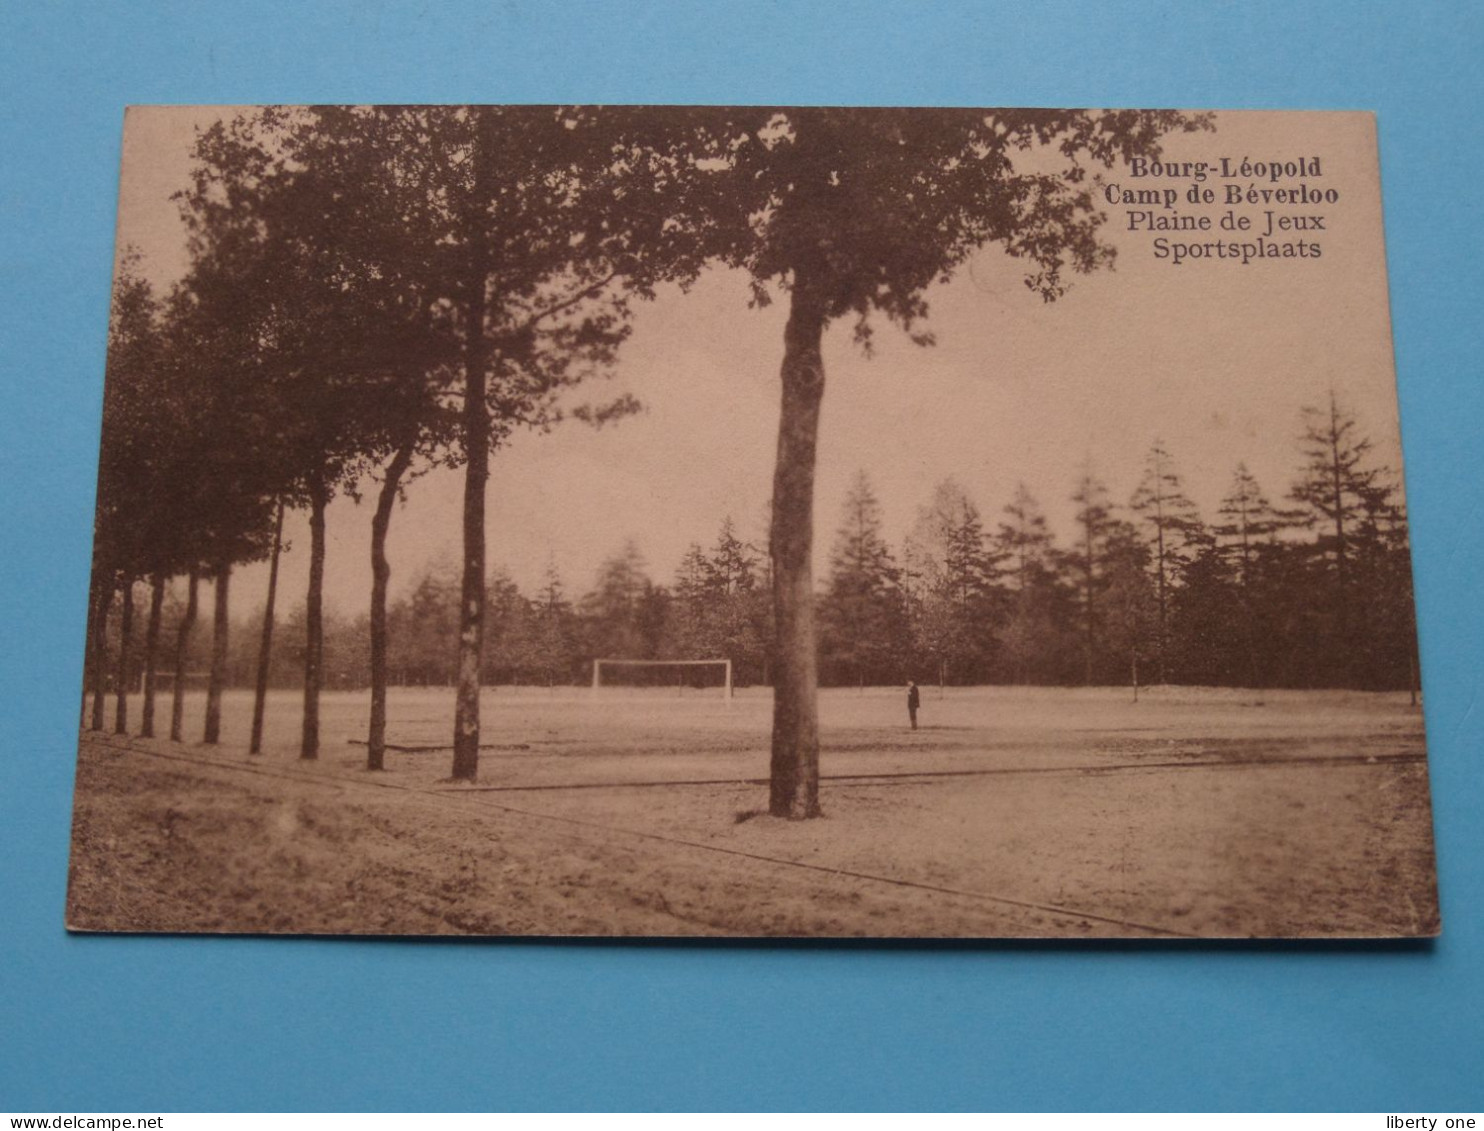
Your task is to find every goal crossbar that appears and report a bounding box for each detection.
[591,658,733,703]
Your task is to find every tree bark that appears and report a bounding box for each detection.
[1082,532,1096,686]
[170,569,199,741]
[140,573,166,738]
[250,501,285,755]
[1327,394,1352,679]
[80,585,94,730]
[369,443,415,772]
[113,576,134,734]
[1153,497,1168,685]
[203,564,230,745]
[452,118,494,783]
[88,576,111,731]
[302,475,328,759]
[768,277,826,819]
[1408,643,1419,709]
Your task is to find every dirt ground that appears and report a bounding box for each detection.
[65,685,1441,938]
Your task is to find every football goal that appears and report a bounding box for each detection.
[591,658,733,703]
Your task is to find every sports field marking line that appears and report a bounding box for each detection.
[436,750,1427,793]
[86,734,1197,939]
[346,739,532,752]
[465,801,1204,940]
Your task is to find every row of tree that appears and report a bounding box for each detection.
[89,520,770,697]
[91,395,1418,711]
[83,105,1221,817]
[817,412,1416,696]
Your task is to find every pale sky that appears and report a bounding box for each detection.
[109,108,1406,616]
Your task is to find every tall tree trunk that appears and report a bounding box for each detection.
[1408,643,1419,709]
[80,585,94,730]
[88,576,111,731]
[140,573,166,738]
[1241,591,1262,690]
[1329,395,1351,680]
[369,443,415,772]
[113,576,134,734]
[1154,508,1167,685]
[203,564,230,745]
[768,278,826,819]
[302,476,328,760]
[251,501,285,755]
[453,394,490,778]
[452,122,494,783]
[170,569,199,742]
[1083,539,1096,686]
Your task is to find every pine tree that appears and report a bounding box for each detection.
[1129,440,1206,684]
[1290,392,1393,684]
[481,567,529,687]
[668,543,715,660]
[1214,464,1289,584]
[190,107,681,779]
[1207,464,1291,686]
[581,542,653,662]
[532,562,576,687]
[1101,521,1158,697]
[689,106,1209,816]
[904,479,1000,688]
[1350,476,1419,693]
[819,472,907,687]
[705,518,766,682]
[706,518,757,598]
[1064,467,1116,685]
[994,483,1065,685]
[389,564,461,686]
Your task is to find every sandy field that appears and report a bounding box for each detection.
[65,685,1440,938]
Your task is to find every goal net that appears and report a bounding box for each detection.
[591,658,733,702]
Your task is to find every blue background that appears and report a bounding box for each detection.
[2,0,1481,1112]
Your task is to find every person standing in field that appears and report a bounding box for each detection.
[907,680,920,730]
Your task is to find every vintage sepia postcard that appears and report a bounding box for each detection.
[68,106,1439,938]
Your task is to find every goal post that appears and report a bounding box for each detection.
[591,658,733,704]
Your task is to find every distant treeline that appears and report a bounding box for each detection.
[81,107,1411,785]
[95,400,1419,696]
